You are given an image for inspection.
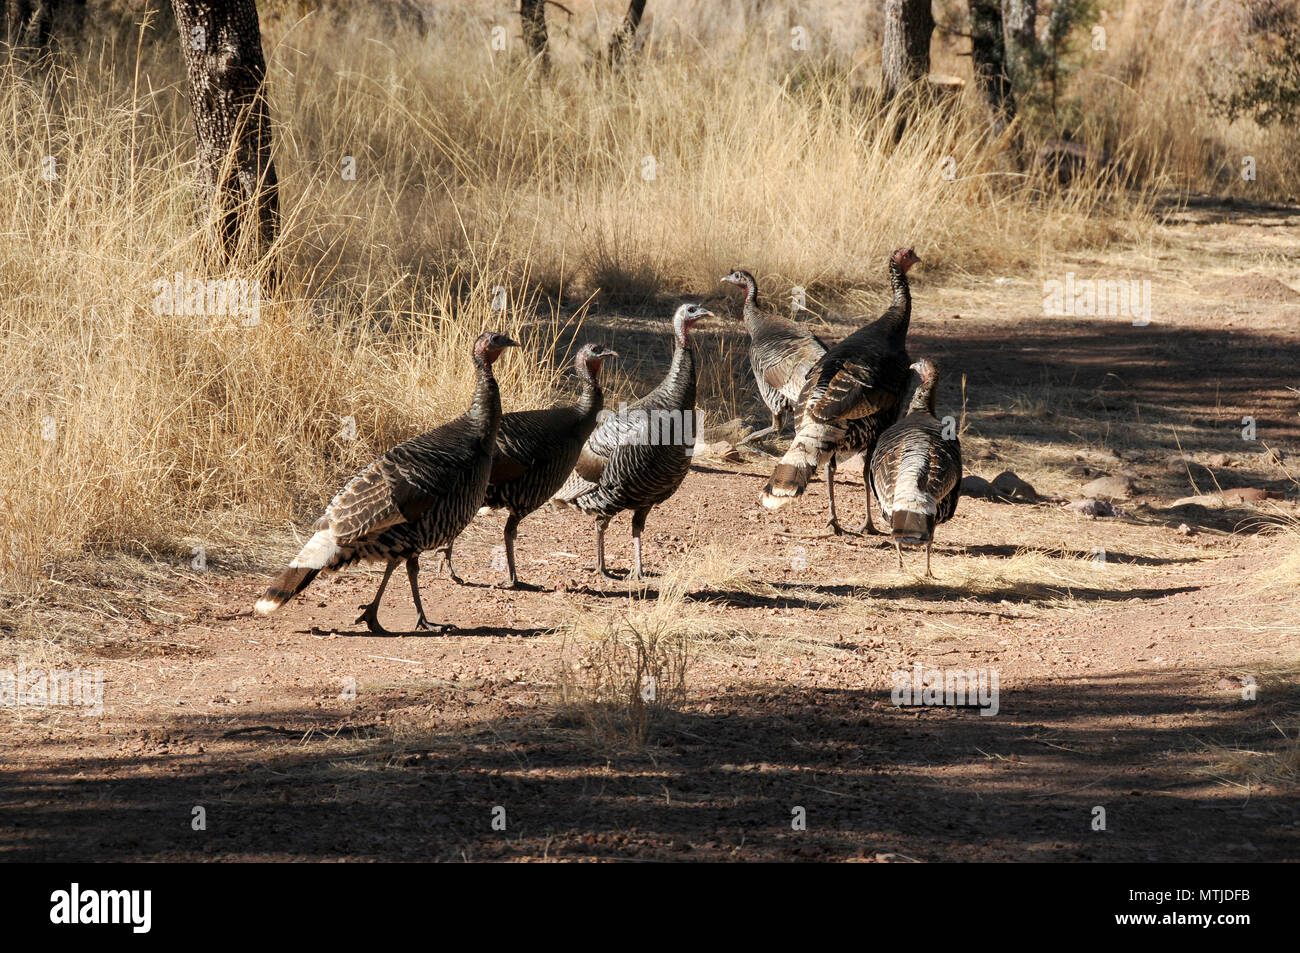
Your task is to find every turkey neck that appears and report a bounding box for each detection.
[882,259,912,342]
[468,354,504,442]
[908,372,938,416]
[655,332,697,409]
[742,281,763,332]
[575,366,605,419]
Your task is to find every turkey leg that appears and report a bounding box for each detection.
[496,512,541,591]
[406,556,452,632]
[825,459,853,535]
[629,506,652,580]
[354,560,398,635]
[854,478,880,535]
[433,544,465,585]
[595,516,619,581]
[736,409,784,447]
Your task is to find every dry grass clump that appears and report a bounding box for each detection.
[554,604,692,748]
[550,543,775,746]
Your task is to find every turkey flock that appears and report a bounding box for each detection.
[254,247,962,633]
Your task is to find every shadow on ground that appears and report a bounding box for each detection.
[3,671,1294,861]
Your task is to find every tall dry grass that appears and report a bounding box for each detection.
[1068,0,1300,194]
[0,1,1289,622]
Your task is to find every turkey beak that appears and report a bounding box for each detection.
[501,336,520,349]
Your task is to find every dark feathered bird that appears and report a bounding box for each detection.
[869,358,962,576]
[254,331,519,633]
[720,269,826,446]
[435,343,619,589]
[761,247,920,534]
[552,303,712,580]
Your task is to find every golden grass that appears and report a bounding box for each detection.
[554,583,694,748]
[1,0,1293,623]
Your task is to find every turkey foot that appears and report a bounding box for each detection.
[735,423,777,447]
[413,614,454,633]
[354,561,398,634]
[354,602,390,636]
[433,546,465,586]
[825,517,861,537]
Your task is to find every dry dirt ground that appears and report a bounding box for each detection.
[3,201,1299,862]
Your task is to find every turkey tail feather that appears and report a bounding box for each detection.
[762,461,811,507]
[889,455,937,544]
[254,528,340,615]
[891,508,933,544]
[761,423,836,509]
[255,566,320,615]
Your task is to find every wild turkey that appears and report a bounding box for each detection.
[435,343,619,589]
[761,247,920,534]
[253,331,519,633]
[869,359,961,576]
[720,269,826,446]
[552,303,713,580]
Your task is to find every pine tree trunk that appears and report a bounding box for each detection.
[970,0,1016,131]
[881,0,934,101]
[1002,0,1038,86]
[170,0,279,273]
[520,0,549,69]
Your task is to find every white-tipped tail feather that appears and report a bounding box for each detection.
[761,425,836,509]
[888,446,937,543]
[254,530,338,616]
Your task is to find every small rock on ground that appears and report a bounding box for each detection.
[1082,474,1138,499]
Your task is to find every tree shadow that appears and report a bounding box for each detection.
[872,581,1202,606]
[5,669,1295,861]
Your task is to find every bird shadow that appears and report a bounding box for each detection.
[327,625,551,639]
[958,543,1204,566]
[564,581,661,600]
[685,588,840,611]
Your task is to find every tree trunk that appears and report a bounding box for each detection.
[970,0,1015,131]
[1002,0,1038,85]
[1044,0,1073,122]
[881,0,933,100]
[170,0,278,274]
[608,0,646,67]
[520,0,548,69]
